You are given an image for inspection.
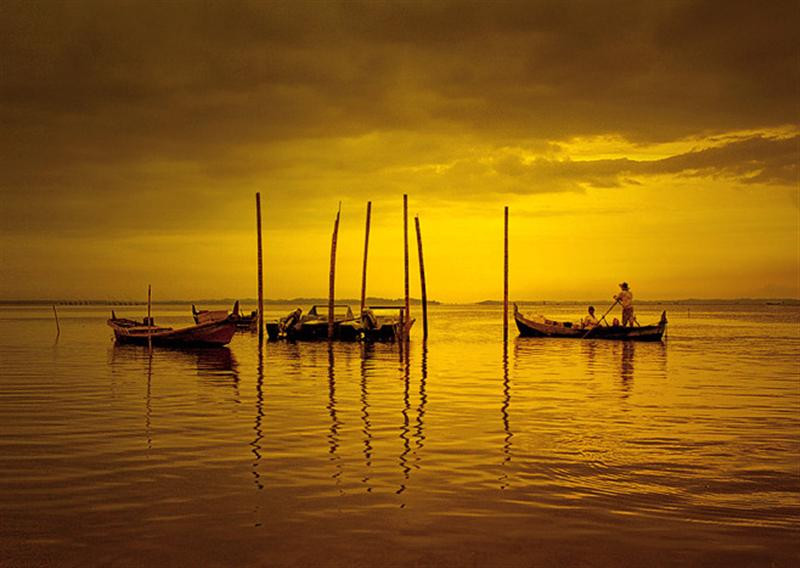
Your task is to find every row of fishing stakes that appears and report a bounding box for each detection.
[326,194,428,341]
[253,192,429,343]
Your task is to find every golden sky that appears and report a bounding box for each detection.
[1,0,798,302]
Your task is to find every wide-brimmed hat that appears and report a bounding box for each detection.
[619,282,629,289]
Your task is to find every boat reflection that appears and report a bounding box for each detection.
[109,344,239,451]
[582,340,597,376]
[110,344,238,379]
[512,336,667,400]
[614,340,667,399]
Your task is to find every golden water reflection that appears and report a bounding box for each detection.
[4,304,798,567]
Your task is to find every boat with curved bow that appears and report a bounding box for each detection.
[514,304,667,342]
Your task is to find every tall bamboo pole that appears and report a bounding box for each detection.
[328,203,341,340]
[414,215,428,340]
[360,201,372,315]
[256,192,264,344]
[403,194,410,339]
[503,206,509,342]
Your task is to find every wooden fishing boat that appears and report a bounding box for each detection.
[266,305,357,341]
[108,304,238,346]
[339,306,414,341]
[514,304,667,342]
[192,301,257,330]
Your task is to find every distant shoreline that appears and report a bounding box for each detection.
[1,298,797,307]
[0,297,441,307]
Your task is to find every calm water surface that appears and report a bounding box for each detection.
[1,303,798,567]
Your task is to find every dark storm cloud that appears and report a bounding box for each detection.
[485,134,799,192]
[0,0,797,235]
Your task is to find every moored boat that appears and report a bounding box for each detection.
[108,303,239,346]
[514,304,667,342]
[193,301,258,330]
[266,305,357,341]
[339,306,414,341]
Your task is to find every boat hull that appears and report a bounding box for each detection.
[108,319,238,347]
[514,308,666,342]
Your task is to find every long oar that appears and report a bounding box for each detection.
[582,299,619,338]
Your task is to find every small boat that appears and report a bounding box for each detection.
[108,303,239,346]
[514,304,667,342]
[193,301,258,330]
[266,305,357,341]
[339,306,415,341]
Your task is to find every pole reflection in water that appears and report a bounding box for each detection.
[397,342,411,502]
[327,343,343,494]
[251,344,264,491]
[500,338,513,489]
[583,340,597,376]
[620,341,635,399]
[414,340,427,455]
[146,348,153,451]
[360,342,373,492]
[110,345,158,450]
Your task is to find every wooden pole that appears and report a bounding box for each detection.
[328,203,341,340]
[52,305,60,336]
[147,284,152,350]
[403,194,410,339]
[360,201,372,315]
[503,206,509,342]
[398,308,404,350]
[414,215,428,340]
[256,192,264,344]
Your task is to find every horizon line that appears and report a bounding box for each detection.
[1,297,798,306]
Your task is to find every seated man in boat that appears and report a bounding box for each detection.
[613,282,635,327]
[581,306,599,328]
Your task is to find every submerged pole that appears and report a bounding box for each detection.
[256,192,264,344]
[503,206,509,342]
[52,305,60,336]
[328,203,341,340]
[414,215,428,340]
[360,201,372,315]
[403,194,410,340]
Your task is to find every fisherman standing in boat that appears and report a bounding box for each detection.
[614,282,635,327]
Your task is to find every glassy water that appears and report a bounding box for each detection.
[1,303,798,567]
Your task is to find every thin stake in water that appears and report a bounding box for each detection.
[403,194,410,340]
[415,215,428,340]
[256,192,264,345]
[503,206,509,341]
[328,203,341,340]
[360,201,372,315]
